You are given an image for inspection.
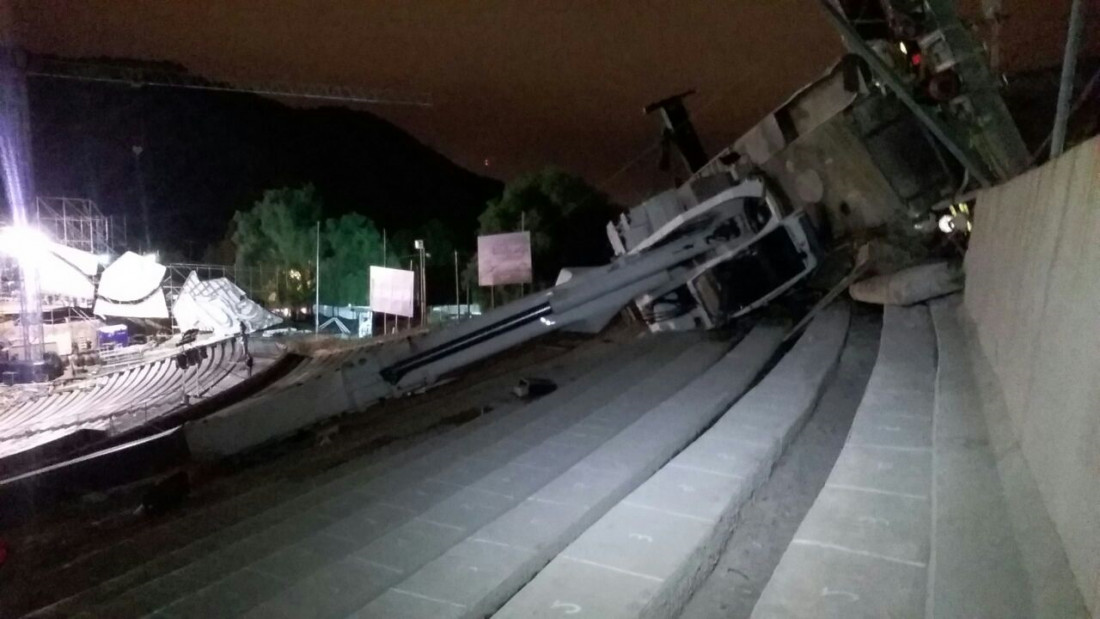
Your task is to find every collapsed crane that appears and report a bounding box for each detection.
[186,169,821,456]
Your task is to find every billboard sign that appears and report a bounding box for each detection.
[477,231,532,286]
[369,266,415,317]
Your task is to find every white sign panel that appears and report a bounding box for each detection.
[369,266,415,317]
[478,231,532,286]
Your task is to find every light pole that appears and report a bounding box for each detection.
[314,221,320,334]
[132,145,151,252]
[1051,0,1086,158]
[414,239,426,326]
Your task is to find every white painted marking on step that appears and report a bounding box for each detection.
[390,587,467,609]
[377,501,417,514]
[845,442,930,453]
[628,533,653,543]
[826,483,928,501]
[668,462,746,480]
[821,587,860,602]
[348,556,404,574]
[528,496,575,507]
[416,517,464,532]
[867,410,929,421]
[791,539,927,568]
[471,537,528,551]
[464,484,515,500]
[622,501,716,524]
[560,555,665,583]
[551,600,583,614]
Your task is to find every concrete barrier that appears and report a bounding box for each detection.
[496,304,849,618]
[353,324,786,618]
[929,297,1086,617]
[963,136,1099,613]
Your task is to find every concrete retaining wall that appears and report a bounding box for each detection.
[963,136,1100,613]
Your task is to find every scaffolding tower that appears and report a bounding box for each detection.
[34,197,126,256]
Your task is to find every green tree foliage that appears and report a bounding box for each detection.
[233,185,396,308]
[475,167,618,288]
[233,185,321,307]
[320,213,387,307]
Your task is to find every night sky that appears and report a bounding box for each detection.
[11,0,1098,203]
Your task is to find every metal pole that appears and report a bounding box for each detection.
[132,145,151,251]
[382,229,387,334]
[454,250,460,321]
[520,211,526,296]
[314,221,320,334]
[1051,0,1086,158]
[419,243,427,326]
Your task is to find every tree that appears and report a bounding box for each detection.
[320,213,388,307]
[477,167,617,288]
[233,185,321,308]
[233,184,399,309]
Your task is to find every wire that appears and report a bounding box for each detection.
[595,89,733,193]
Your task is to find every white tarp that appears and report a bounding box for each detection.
[478,231,532,286]
[369,266,415,317]
[9,242,100,299]
[97,251,166,302]
[172,271,281,334]
[48,243,101,277]
[93,289,170,319]
[37,245,97,299]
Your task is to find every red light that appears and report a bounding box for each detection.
[912,53,922,66]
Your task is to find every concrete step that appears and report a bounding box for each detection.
[750,304,936,619]
[235,337,728,619]
[67,335,714,618]
[751,299,1089,618]
[350,323,787,618]
[495,304,850,618]
[37,334,662,617]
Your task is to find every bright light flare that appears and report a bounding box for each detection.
[938,214,955,234]
[0,225,50,260]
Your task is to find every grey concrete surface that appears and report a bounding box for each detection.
[495,306,849,618]
[964,136,1099,613]
[751,305,935,619]
[932,298,1088,618]
[679,309,880,618]
[221,336,726,619]
[353,323,787,618]
[45,334,705,618]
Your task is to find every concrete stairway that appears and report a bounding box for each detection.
[0,337,246,460]
[39,332,734,618]
[496,304,849,618]
[750,301,1088,618]
[346,324,786,618]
